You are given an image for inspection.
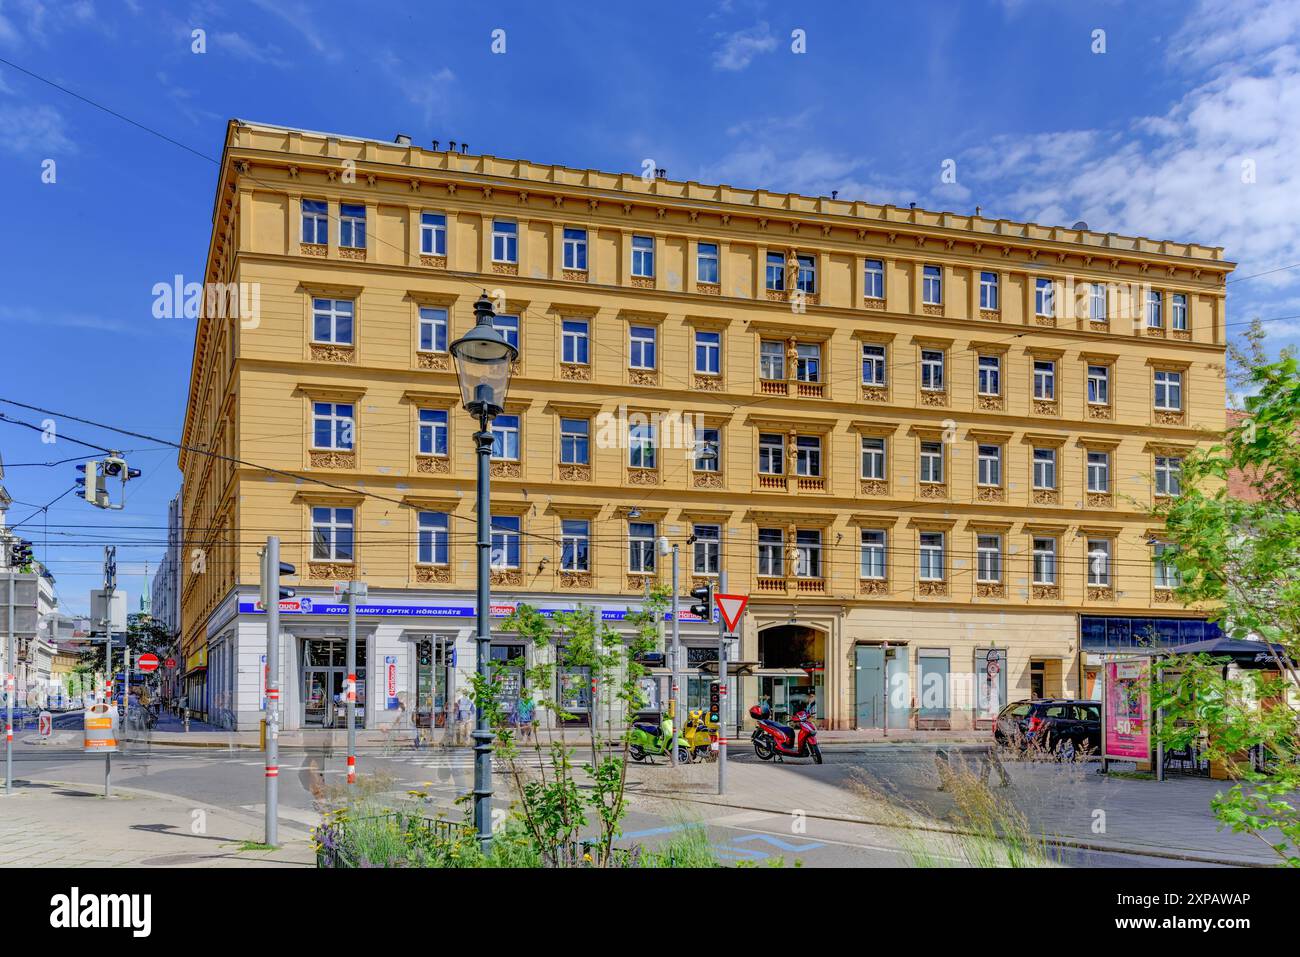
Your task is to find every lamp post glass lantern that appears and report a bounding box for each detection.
[449,291,517,851]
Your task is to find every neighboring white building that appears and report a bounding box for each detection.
[150,492,182,640]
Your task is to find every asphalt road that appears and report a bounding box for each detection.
[5,734,1224,868]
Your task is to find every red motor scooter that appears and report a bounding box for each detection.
[749,703,823,764]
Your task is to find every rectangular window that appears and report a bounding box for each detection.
[631,235,655,278]
[628,421,656,469]
[1147,289,1164,328]
[559,418,589,465]
[420,212,447,256]
[1033,360,1056,400]
[759,340,785,381]
[312,298,354,345]
[491,414,520,460]
[1087,539,1111,586]
[919,532,945,581]
[976,534,1002,583]
[1154,370,1183,410]
[418,306,448,353]
[492,314,519,349]
[977,355,1001,396]
[417,408,448,456]
[1035,277,1056,317]
[312,402,354,450]
[695,427,720,471]
[796,254,816,293]
[977,444,1001,487]
[1089,283,1107,322]
[922,265,942,305]
[765,252,786,291]
[697,242,719,284]
[795,529,822,578]
[492,220,518,263]
[1155,456,1183,496]
[1032,447,1056,490]
[794,435,821,476]
[758,528,784,577]
[1154,543,1181,589]
[302,199,328,245]
[864,259,884,300]
[629,325,657,369]
[312,507,354,561]
[339,203,366,249]
[758,433,784,474]
[1087,451,1110,492]
[561,319,589,365]
[1032,537,1057,585]
[920,441,943,484]
[561,519,590,571]
[1171,293,1188,331]
[695,330,721,374]
[1087,365,1109,405]
[862,344,886,386]
[562,227,587,270]
[794,342,820,382]
[693,524,721,575]
[921,350,945,391]
[417,512,449,565]
[860,529,886,580]
[628,521,656,572]
[490,516,521,569]
[979,271,999,310]
[861,436,886,480]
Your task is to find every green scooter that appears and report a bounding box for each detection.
[628,714,690,764]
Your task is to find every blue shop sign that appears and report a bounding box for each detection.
[238,598,710,623]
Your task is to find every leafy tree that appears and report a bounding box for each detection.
[1155,357,1300,864]
[472,586,668,866]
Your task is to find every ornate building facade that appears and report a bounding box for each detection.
[178,120,1229,732]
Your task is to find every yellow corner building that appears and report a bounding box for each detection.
[178,120,1230,734]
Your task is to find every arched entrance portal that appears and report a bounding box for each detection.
[757,625,825,724]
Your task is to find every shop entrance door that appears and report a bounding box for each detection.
[303,669,334,727]
[855,646,885,729]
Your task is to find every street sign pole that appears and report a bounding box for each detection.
[346,581,359,786]
[717,571,727,796]
[5,571,14,795]
[263,537,280,847]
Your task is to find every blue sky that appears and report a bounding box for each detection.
[2,0,1298,613]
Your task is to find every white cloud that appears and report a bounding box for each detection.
[212,30,284,65]
[0,101,72,154]
[712,21,776,71]
[379,51,455,124]
[247,0,338,61]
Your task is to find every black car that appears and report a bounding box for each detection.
[994,699,1101,756]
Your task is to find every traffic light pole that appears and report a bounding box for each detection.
[263,537,281,847]
[717,570,727,796]
[669,544,680,768]
[5,571,14,795]
[346,582,358,785]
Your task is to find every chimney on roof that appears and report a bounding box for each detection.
[909,202,917,209]
[460,143,468,154]
[431,139,440,151]
[394,133,411,146]
[831,190,838,200]
[449,140,457,152]
[975,205,982,216]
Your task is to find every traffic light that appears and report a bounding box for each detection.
[76,454,139,510]
[708,679,721,725]
[261,549,297,606]
[689,581,713,621]
[8,539,33,569]
[75,461,108,508]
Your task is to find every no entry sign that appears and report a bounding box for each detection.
[137,653,160,673]
[165,657,177,669]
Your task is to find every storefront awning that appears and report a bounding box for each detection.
[698,660,762,677]
[754,667,809,677]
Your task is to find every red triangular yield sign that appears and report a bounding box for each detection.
[714,593,748,632]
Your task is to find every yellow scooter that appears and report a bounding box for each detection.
[681,708,719,762]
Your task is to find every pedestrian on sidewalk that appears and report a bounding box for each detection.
[516,696,535,744]
[453,692,472,747]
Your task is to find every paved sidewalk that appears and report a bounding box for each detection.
[624,754,1288,866]
[0,781,317,868]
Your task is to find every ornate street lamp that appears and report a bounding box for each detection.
[449,291,517,850]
